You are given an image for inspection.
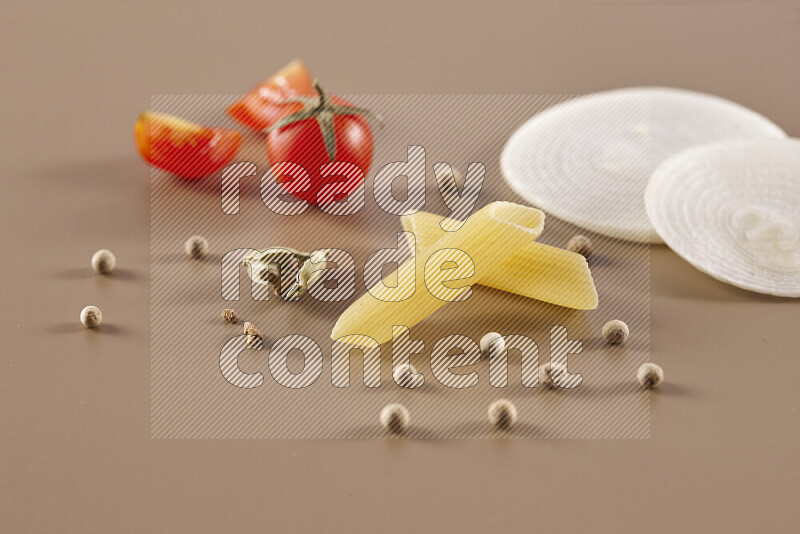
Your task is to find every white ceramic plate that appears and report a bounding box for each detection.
[501,87,786,243]
[646,138,800,297]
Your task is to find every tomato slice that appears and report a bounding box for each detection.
[134,112,242,180]
[227,59,315,132]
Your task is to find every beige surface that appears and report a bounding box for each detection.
[1,0,799,532]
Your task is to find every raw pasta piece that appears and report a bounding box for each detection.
[401,211,598,310]
[332,202,545,344]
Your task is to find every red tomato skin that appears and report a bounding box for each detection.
[266,99,373,205]
[135,112,242,180]
[228,60,315,132]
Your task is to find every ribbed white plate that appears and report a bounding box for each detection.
[646,138,800,297]
[501,87,786,243]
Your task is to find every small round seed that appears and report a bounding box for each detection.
[637,363,664,388]
[184,235,209,259]
[221,308,237,324]
[567,235,592,258]
[487,399,517,430]
[602,319,630,345]
[380,404,410,434]
[539,361,568,389]
[91,249,116,274]
[480,332,505,358]
[392,362,420,388]
[434,166,463,195]
[80,306,102,328]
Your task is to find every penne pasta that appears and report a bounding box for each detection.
[401,210,598,311]
[332,202,546,344]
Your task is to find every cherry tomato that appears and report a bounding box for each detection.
[134,112,242,180]
[227,59,315,132]
[265,83,378,205]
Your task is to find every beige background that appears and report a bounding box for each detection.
[1,0,799,532]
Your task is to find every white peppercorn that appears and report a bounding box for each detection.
[380,404,410,434]
[480,332,505,358]
[602,320,630,345]
[434,166,463,196]
[637,363,664,388]
[487,399,517,430]
[567,235,592,258]
[91,249,116,274]
[392,362,420,388]
[80,306,102,328]
[539,361,568,389]
[184,235,209,259]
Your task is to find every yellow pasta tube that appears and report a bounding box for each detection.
[401,211,598,310]
[332,202,546,345]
